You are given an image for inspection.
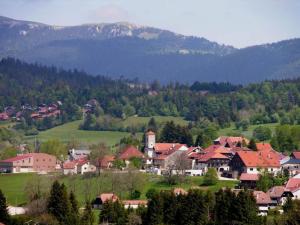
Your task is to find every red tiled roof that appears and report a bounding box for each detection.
[100,193,118,203]
[240,173,259,181]
[99,155,115,168]
[154,143,179,153]
[173,144,188,151]
[63,161,77,169]
[119,146,144,160]
[215,136,248,147]
[256,143,273,152]
[122,200,148,205]
[253,191,272,205]
[267,186,285,198]
[292,152,300,160]
[286,178,300,191]
[0,154,33,163]
[197,151,229,162]
[236,150,280,168]
[204,145,232,154]
[0,153,54,163]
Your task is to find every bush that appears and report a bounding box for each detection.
[130,190,141,199]
[203,168,218,186]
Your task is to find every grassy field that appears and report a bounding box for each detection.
[24,120,141,147]
[0,173,237,206]
[218,123,279,140]
[23,116,188,146]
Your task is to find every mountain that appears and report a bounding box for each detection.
[0,16,299,84]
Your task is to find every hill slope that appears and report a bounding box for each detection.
[0,16,300,84]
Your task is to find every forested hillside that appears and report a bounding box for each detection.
[1,58,300,130]
[1,16,300,84]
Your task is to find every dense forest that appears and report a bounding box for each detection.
[1,58,300,131]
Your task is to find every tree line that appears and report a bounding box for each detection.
[2,58,300,131]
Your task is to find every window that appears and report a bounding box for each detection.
[250,168,253,171]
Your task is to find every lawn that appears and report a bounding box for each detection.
[23,120,141,147]
[23,116,188,147]
[0,173,36,205]
[0,173,237,206]
[218,123,279,140]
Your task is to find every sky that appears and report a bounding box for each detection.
[0,0,299,48]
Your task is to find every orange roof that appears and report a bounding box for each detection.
[253,191,272,205]
[256,143,273,152]
[99,155,115,167]
[198,151,229,162]
[63,161,77,169]
[99,193,118,203]
[236,150,280,168]
[292,152,300,160]
[240,173,259,181]
[286,178,300,191]
[204,145,232,154]
[154,143,179,152]
[267,186,285,198]
[0,153,55,163]
[215,136,248,147]
[119,146,144,160]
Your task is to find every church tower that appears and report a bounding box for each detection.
[145,131,156,149]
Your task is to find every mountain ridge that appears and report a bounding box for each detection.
[0,15,299,84]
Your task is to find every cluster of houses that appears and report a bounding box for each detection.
[2,131,300,215]
[0,102,61,121]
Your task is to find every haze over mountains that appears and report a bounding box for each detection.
[0,16,299,84]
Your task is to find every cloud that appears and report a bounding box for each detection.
[90,4,130,23]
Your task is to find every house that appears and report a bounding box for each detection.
[122,200,148,209]
[291,151,300,160]
[239,173,259,189]
[68,148,91,160]
[196,151,230,174]
[253,191,275,216]
[0,153,57,173]
[0,112,9,121]
[213,136,249,148]
[119,145,144,166]
[267,186,292,205]
[144,131,189,173]
[187,145,234,175]
[285,177,300,199]
[63,158,96,175]
[185,146,204,176]
[256,143,273,152]
[281,157,300,176]
[99,155,115,169]
[230,150,280,177]
[93,193,119,209]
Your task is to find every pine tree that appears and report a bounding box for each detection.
[148,117,158,133]
[69,191,79,225]
[145,194,164,225]
[47,181,71,224]
[0,189,10,224]
[81,201,95,225]
[248,138,257,150]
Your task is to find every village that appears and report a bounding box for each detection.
[1,130,300,217]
